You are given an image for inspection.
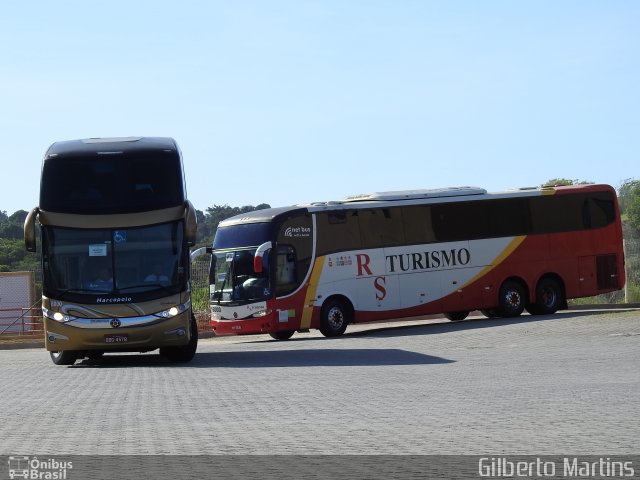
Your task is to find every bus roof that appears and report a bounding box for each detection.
[218,206,308,227]
[45,137,179,159]
[343,186,487,202]
[217,184,615,227]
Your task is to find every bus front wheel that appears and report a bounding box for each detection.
[444,311,469,321]
[481,309,500,318]
[160,315,198,363]
[497,280,526,318]
[269,330,295,340]
[50,350,78,366]
[319,298,350,337]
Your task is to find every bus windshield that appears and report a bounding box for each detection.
[42,221,186,299]
[40,153,184,214]
[210,249,271,303]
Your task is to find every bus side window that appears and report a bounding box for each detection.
[590,193,615,228]
[275,246,297,294]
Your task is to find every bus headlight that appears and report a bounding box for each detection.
[154,300,190,319]
[252,309,272,318]
[43,307,73,323]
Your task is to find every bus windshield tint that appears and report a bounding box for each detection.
[42,222,185,297]
[212,223,272,250]
[40,154,185,213]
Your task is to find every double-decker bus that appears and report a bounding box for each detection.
[24,137,198,365]
[205,184,624,340]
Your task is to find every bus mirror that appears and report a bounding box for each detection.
[24,207,39,252]
[185,201,197,247]
[190,246,212,262]
[254,241,272,273]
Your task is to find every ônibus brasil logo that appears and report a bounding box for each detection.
[7,456,73,479]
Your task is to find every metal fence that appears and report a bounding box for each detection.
[621,239,640,303]
[0,307,43,335]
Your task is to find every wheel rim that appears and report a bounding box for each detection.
[504,289,521,310]
[541,287,557,308]
[327,306,344,330]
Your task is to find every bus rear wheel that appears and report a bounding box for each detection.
[497,280,526,318]
[50,350,78,366]
[160,315,198,363]
[319,298,350,337]
[444,311,469,321]
[527,278,563,315]
[269,330,295,340]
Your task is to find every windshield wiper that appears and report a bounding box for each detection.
[216,261,233,304]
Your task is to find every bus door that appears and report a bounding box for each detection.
[578,256,597,296]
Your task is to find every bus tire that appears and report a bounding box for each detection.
[481,309,499,318]
[50,350,78,366]
[497,280,526,318]
[319,298,350,337]
[269,330,295,340]
[529,278,563,315]
[444,311,469,321]
[161,315,198,363]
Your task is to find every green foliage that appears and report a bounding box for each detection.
[0,210,39,273]
[0,209,27,240]
[191,286,210,312]
[618,178,640,213]
[619,178,640,233]
[0,237,38,272]
[541,178,593,187]
[626,284,640,303]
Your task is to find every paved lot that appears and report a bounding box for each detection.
[0,309,638,456]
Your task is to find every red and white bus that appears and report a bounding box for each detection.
[205,184,625,339]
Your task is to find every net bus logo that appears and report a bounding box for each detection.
[7,456,73,479]
[283,226,311,238]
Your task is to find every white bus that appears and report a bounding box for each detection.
[206,184,624,339]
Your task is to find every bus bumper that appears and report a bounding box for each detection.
[44,313,192,352]
[211,316,279,336]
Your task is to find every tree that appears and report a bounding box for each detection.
[618,178,640,216]
[541,178,593,187]
[623,181,640,233]
[0,209,28,240]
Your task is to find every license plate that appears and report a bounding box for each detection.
[104,334,128,344]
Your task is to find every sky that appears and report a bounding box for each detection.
[1,1,638,215]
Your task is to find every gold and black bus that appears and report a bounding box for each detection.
[24,137,198,365]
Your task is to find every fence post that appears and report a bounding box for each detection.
[623,239,628,304]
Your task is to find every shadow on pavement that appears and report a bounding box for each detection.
[67,309,629,369]
[339,309,628,340]
[190,348,453,368]
[70,347,453,369]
